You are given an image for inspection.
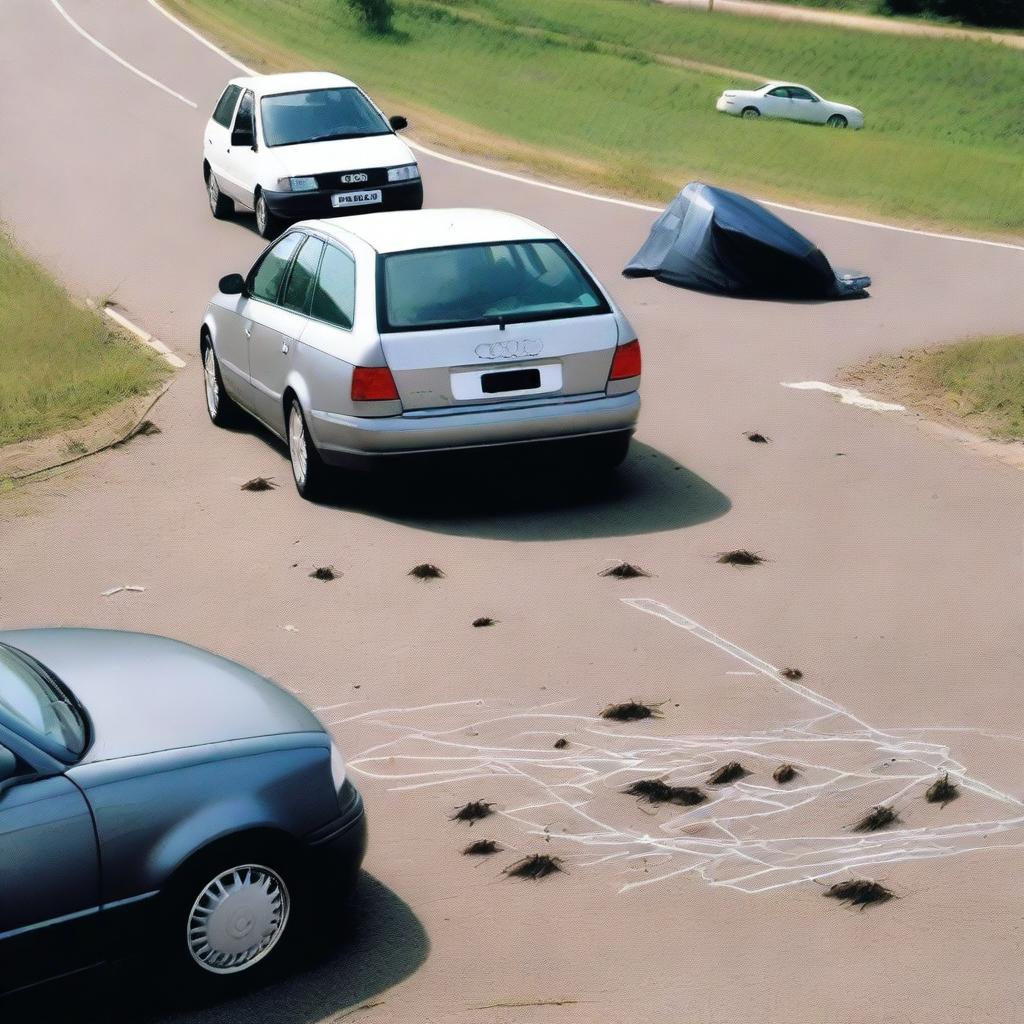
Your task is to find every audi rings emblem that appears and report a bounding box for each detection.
[474,339,543,360]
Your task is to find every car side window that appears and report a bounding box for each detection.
[768,87,790,98]
[248,233,304,305]
[311,245,356,330]
[282,236,326,316]
[212,85,241,128]
[789,88,813,101]
[234,89,255,135]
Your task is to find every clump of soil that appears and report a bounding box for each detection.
[853,805,899,832]
[409,563,445,580]
[472,617,496,627]
[599,562,651,579]
[708,762,748,785]
[309,566,338,581]
[781,667,803,680]
[624,779,707,806]
[451,800,494,824]
[600,701,662,722]
[745,431,771,443]
[925,773,959,806]
[241,476,277,491]
[823,878,895,907]
[504,854,563,880]
[717,550,765,566]
[773,764,798,784]
[463,839,502,856]
[553,737,569,749]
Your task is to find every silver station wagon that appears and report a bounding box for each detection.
[201,209,641,498]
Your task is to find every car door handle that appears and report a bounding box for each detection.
[244,325,252,339]
[281,338,292,354]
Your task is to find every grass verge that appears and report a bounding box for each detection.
[841,335,1024,440]
[167,0,1024,237]
[0,233,170,448]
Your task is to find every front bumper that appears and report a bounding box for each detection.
[305,780,368,895]
[262,180,423,220]
[310,389,641,469]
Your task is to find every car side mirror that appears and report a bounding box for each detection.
[219,273,247,296]
[231,128,255,149]
[389,114,408,132]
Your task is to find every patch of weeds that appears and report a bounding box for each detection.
[64,438,88,455]
[553,737,569,749]
[113,419,161,448]
[241,476,277,491]
[463,839,502,856]
[624,778,706,806]
[600,701,662,722]
[745,431,771,443]
[773,764,798,784]
[599,562,651,579]
[451,800,494,824]
[472,616,496,627]
[504,854,563,880]
[717,550,765,566]
[823,879,895,907]
[925,773,959,806]
[309,566,338,581]
[853,805,899,832]
[781,668,803,680]
[707,762,748,785]
[409,563,445,580]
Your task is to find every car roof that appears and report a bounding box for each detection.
[762,81,811,91]
[305,208,558,254]
[229,71,357,97]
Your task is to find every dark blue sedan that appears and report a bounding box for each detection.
[0,629,366,995]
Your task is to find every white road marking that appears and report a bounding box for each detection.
[782,381,905,412]
[144,0,1024,253]
[97,304,187,368]
[48,0,198,108]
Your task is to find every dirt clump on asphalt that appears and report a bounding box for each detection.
[624,779,707,806]
[463,839,502,856]
[853,805,899,831]
[781,667,803,680]
[717,550,765,566]
[309,566,338,581]
[601,701,662,722]
[925,773,959,806]
[241,476,277,491]
[472,616,496,627]
[823,879,895,907]
[451,800,494,824]
[708,762,748,785]
[773,764,798,784]
[504,854,563,879]
[599,562,651,579]
[409,562,445,579]
[745,431,771,443]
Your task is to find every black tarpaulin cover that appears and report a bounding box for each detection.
[623,182,869,298]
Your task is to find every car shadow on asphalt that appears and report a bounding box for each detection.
[12,873,428,1024]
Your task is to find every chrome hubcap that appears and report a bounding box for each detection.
[208,174,219,211]
[203,347,219,418]
[256,196,267,234]
[187,864,289,975]
[288,405,307,488]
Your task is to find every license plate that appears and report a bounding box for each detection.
[331,190,382,208]
[481,368,542,394]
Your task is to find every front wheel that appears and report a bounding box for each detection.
[741,106,761,119]
[826,114,848,128]
[203,342,238,426]
[288,399,330,500]
[255,191,284,239]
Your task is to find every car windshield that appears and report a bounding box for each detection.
[379,240,608,332]
[0,643,87,758]
[261,88,390,147]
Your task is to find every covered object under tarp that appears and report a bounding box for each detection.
[623,182,869,298]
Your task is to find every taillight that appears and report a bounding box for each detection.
[609,339,641,381]
[351,365,399,401]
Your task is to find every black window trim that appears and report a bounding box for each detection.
[375,238,611,335]
[258,86,393,149]
[306,236,357,333]
[245,231,308,308]
[233,88,257,137]
[280,234,328,318]
[212,84,243,129]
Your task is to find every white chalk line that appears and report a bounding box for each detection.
[144,0,1024,254]
[49,0,197,108]
[345,602,1024,895]
[782,381,906,412]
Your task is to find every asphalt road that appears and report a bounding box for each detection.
[2,2,1024,1022]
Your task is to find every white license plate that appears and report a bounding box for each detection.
[331,190,382,208]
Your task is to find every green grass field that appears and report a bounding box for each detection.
[169,0,1023,236]
[0,234,170,448]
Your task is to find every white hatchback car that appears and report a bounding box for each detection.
[716,82,864,129]
[201,209,641,499]
[203,72,422,238]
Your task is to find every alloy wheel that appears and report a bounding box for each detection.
[288,404,308,489]
[203,347,219,419]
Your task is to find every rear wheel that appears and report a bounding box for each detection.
[206,167,234,219]
[741,106,761,119]
[288,399,330,500]
[826,114,848,128]
[255,191,284,239]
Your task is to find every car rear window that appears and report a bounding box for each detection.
[261,88,390,148]
[378,240,609,333]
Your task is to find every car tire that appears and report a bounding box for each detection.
[287,398,330,501]
[162,839,305,992]
[255,190,284,240]
[826,114,848,128]
[741,106,761,119]
[202,339,238,427]
[206,168,234,219]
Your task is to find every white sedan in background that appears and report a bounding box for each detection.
[716,82,864,129]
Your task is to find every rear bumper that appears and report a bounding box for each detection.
[262,180,423,219]
[310,389,641,469]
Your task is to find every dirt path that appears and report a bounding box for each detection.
[660,0,1024,48]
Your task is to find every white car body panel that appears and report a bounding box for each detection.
[716,81,864,129]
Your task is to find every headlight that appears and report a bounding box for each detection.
[276,176,318,192]
[330,741,347,790]
[387,163,420,183]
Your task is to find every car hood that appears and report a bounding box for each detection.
[268,133,416,177]
[0,629,324,763]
